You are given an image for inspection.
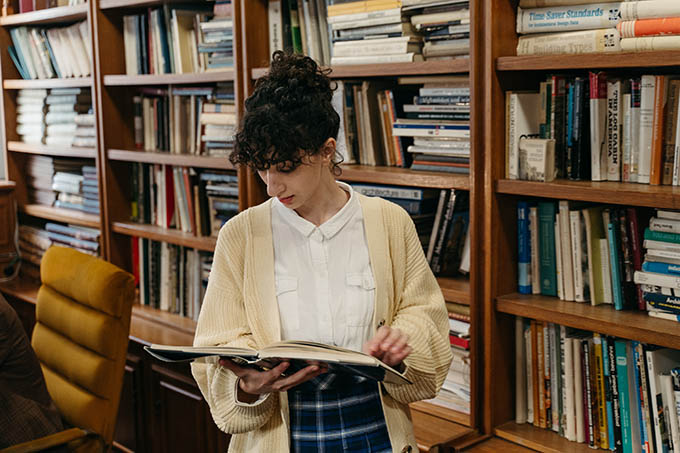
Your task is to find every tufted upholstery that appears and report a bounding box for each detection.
[33,246,135,451]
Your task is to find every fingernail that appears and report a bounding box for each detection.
[311,366,318,371]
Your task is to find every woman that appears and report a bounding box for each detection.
[191,51,452,452]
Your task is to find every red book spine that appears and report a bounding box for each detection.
[19,0,33,13]
[627,207,645,310]
[449,334,470,350]
[131,237,140,286]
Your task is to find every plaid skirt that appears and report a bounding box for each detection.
[288,373,392,452]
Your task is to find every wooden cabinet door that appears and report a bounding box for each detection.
[149,362,229,453]
[114,352,147,453]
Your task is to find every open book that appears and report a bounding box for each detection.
[144,340,411,385]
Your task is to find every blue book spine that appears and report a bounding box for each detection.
[631,341,647,452]
[644,292,680,314]
[642,261,680,275]
[615,340,633,453]
[608,222,624,310]
[518,201,532,294]
[602,336,616,451]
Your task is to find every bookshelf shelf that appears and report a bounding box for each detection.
[100,0,193,9]
[0,274,39,305]
[496,179,680,209]
[131,303,197,342]
[3,77,93,89]
[438,277,470,305]
[103,71,235,86]
[20,204,100,228]
[0,4,88,26]
[8,141,96,158]
[411,401,471,427]
[112,222,217,252]
[107,149,234,170]
[496,293,680,350]
[340,165,469,190]
[251,59,470,80]
[497,51,680,71]
[494,422,594,453]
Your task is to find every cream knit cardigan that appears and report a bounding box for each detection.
[191,194,453,453]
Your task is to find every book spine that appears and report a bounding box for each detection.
[518,201,533,294]
[551,76,567,178]
[559,201,575,301]
[532,321,541,426]
[530,206,541,294]
[563,328,576,441]
[516,28,621,56]
[537,323,547,428]
[594,334,609,449]
[650,216,680,234]
[583,339,595,447]
[516,4,622,34]
[644,227,680,244]
[608,220,624,310]
[663,81,680,185]
[607,79,622,182]
[634,270,680,289]
[615,340,633,453]
[621,2,680,22]
[642,261,680,275]
[574,336,586,443]
[555,216,564,300]
[607,337,623,452]
[516,317,528,424]
[622,92,633,182]
[638,75,657,184]
[520,0,620,6]
[649,76,667,185]
[630,78,642,183]
[538,201,558,296]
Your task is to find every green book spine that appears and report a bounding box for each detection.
[643,227,680,244]
[538,201,558,296]
[288,0,302,54]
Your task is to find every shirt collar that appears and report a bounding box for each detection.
[272,181,359,240]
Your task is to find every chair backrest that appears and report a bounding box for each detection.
[32,246,135,446]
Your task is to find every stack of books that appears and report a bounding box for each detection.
[52,158,90,213]
[200,99,236,157]
[73,113,96,148]
[18,225,51,280]
[45,88,91,147]
[328,0,423,66]
[25,155,56,205]
[404,0,470,59]
[122,4,217,75]
[618,1,680,52]
[17,89,47,145]
[393,75,471,173]
[202,171,239,237]
[45,222,100,256]
[426,316,470,414]
[199,9,234,70]
[82,166,99,215]
[9,22,92,79]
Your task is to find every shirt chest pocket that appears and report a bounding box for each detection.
[345,272,375,327]
[276,277,299,332]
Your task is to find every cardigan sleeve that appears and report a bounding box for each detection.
[381,206,453,404]
[191,214,277,434]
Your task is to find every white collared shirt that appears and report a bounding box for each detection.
[271,182,375,353]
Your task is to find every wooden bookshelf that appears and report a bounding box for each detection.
[130,303,197,341]
[251,59,470,80]
[438,276,470,305]
[103,71,235,86]
[8,141,96,158]
[112,222,217,252]
[3,77,93,89]
[497,51,680,71]
[339,165,470,190]
[409,405,474,451]
[0,273,39,305]
[496,179,680,209]
[411,401,471,427]
[0,4,88,26]
[497,294,680,350]
[495,422,594,453]
[107,149,235,170]
[20,204,100,228]
[100,0,194,9]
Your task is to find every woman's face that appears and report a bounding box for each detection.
[257,151,330,211]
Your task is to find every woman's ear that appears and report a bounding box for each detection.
[321,138,336,163]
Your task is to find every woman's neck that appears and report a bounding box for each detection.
[295,173,349,227]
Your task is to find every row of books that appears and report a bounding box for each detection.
[18,0,85,14]
[515,317,680,453]
[9,21,91,79]
[335,75,470,172]
[122,1,233,75]
[132,84,235,156]
[506,73,680,185]
[132,237,212,320]
[17,88,92,147]
[19,223,101,280]
[426,315,470,414]
[268,0,470,65]
[351,184,469,277]
[516,0,680,56]
[130,163,238,238]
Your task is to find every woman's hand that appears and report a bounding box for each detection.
[219,359,327,403]
[363,326,412,368]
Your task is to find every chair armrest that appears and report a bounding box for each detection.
[0,427,88,453]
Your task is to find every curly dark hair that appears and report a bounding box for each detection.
[230,51,342,174]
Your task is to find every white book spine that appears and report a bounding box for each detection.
[621,1,680,21]
[516,3,622,34]
[520,0,619,6]
[607,80,622,181]
[530,207,541,294]
[638,75,657,184]
[600,238,614,304]
[563,329,576,441]
[525,326,534,424]
[622,36,680,52]
[650,217,680,234]
[516,28,621,55]
[332,41,417,57]
[268,0,283,56]
[555,215,565,300]
[331,53,420,65]
[549,324,560,432]
[590,84,608,181]
[645,248,680,261]
[673,93,680,185]
[516,317,528,424]
[559,201,575,301]
[634,270,680,289]
[622,93,633,182]
[630,83,641,182]
[661,374,680,453]
[570,210,586,302]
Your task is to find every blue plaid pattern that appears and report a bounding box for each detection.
[289,374,392,452]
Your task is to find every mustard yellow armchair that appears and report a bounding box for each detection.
[1,246,135,453]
